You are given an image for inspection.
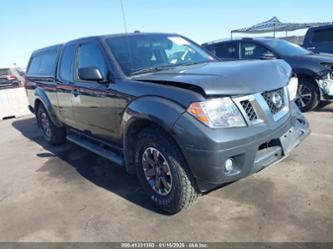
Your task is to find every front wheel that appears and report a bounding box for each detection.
[134,127,198,214]
[295,79,319,112]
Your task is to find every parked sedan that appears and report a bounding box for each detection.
[203,38,333,111]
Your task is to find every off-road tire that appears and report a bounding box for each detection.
[134,127,198,214]
[36,105,66,145]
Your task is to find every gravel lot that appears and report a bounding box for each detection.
[0,104,332,242]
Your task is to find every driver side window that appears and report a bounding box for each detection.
[241,42,272,59]
[77,42,108,80]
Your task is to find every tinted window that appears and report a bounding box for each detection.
[59,44,76,81]
[27,56,41,75]
[213,42,239,59]
[107,34,215,76]
[78,43,108,79]
[27,51,58,75]
[203,45,215,53]
[0,68,10,76]
[260,39,310,56]
[241,42,271,59]
[313,29,333,43]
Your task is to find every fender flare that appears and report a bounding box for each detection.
[296,73,322,99]
[34,87,63,127]
[120,96,186,173]
[293,67,320,79]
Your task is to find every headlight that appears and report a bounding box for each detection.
[287,76,298,101]
[317,72,333,95]
[316,69,329,80]
[187,97,246,128]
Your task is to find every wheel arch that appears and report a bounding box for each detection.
[121,96,187,175]
[123,117,199,191]
[297,74,321,99]
[34,87,63,127]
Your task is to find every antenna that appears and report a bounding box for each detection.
[119,0,133,72]
[120,0,128,33]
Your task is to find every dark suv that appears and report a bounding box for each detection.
[303,24,333,54]
[26,33,309,213]
[203,38,333,112]
[0,67,25,90]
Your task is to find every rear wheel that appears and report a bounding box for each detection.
[37,105,66,145]
[296,78,319,112]
[134,127,198,214]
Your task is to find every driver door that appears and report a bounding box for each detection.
[71,40,119,142]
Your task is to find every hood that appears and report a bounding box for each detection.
[284,53,333,75]
[132,60,292,96]
[293,53,333,64]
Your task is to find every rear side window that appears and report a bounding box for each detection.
[241,42,271,59]
[214,42,239,59]
[59,44,76,81]
[77,43,108,79]
[203,45,214,53]
[27,50,58,76]
[312,29,333,43]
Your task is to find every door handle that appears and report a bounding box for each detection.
[72,89,79,97]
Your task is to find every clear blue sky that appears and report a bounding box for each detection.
[1,0,332,68]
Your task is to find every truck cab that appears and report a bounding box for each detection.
[303,24,333,54]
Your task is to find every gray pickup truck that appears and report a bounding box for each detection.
[25,32,310,213]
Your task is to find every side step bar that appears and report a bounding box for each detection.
[67,134,124,166]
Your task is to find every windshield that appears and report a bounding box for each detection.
[261,39,311,57]
[106,34,215,76]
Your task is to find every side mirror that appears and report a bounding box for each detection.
[78,67,105,82]
[260,52,276,60]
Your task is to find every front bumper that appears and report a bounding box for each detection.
[173,102,310,192]
[317,74,333,100]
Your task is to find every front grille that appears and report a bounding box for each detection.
[262,88,285,115]
[240,100,258,121]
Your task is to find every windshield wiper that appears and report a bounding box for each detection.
[131,65,173,76]
[177,61,208,67]
[131,61,209,76]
